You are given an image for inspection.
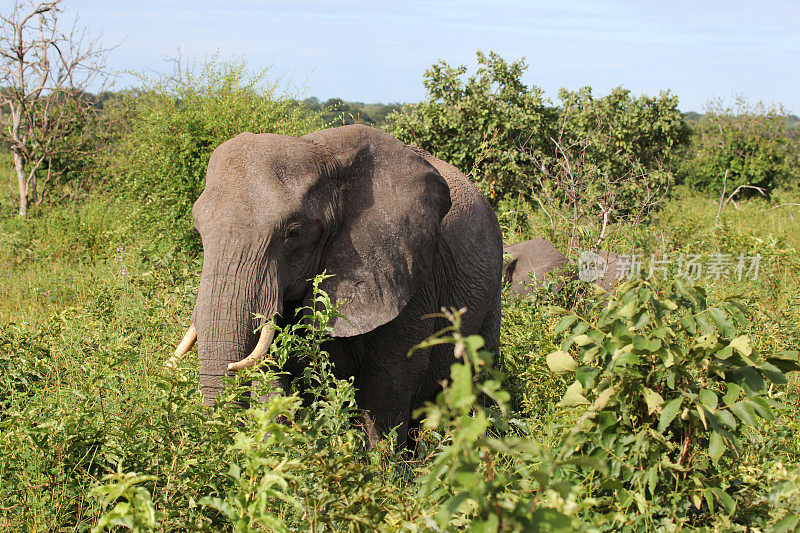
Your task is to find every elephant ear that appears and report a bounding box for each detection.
[502,256,518,285]
[302,125,451,337]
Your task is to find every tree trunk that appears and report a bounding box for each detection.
[13,151,27,216]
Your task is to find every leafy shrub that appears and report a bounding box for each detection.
[386,50,558,203]
[412,307,579,532]
[106,55,323,249]
[680,97,799,196]
[0,323,52,411]
[543,86,689,234]
[387,50,690,218]
[547,279,800,528]
[87,276,417,531]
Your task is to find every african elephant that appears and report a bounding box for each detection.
[170,125,503,446]
[577,250,624,292]
[502,238,572,293]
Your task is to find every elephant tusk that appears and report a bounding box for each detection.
[228,322,275,371]
[165,323,197,368]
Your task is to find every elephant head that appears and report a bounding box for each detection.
[171,125,452,405]
[503,238,572,293]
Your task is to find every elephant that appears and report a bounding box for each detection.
[502,238,572,293]
[577,250,624,292]
[170,124,503,446]
[501,240,626,296]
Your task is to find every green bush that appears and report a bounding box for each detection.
[550,86,690,221]
[387,50,690,217]
[386,50,558,203]
[547,279,800,528]
[106,56,324,249]
[680,97,799,196]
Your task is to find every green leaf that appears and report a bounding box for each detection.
[708,308,736,338]
[717,409,737,429]
[758,361,786,385]
[709,431,725,462]
[747,397,774,421]
[768,350,800,373]
[553,315,578,334]
[722,383,741,406]
[722,300,748,325]
[449,363,476,409]
[619,301,636,318]
[681,315,697,334]
[558,381,590,407]
[573,334,593,346]
[709,487,736,514]
[729,335,752,356]
[642,387,664,415]
[658,397,683,432]
[576,366,600,389]
[546,350,577,374]
[730,367,765,395]
[729,401,758,426]
[715,346,733,360]
[699,389,718,411]
[616,352,642,365]
[695,404,708,429]
[695,332,719,349]
[633,311,650,330]
[646,466,659,498]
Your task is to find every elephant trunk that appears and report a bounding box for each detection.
[195,237,282,406]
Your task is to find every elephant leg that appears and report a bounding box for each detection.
[354,344,431,448]
[360,407,411,449]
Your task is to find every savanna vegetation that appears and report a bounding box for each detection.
[1,25,799,532]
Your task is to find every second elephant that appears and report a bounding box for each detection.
[503,238,572,293]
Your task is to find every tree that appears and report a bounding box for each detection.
[0,0,112,216]
[681,97,799,196]
[530,87,690,250]
[387,50,558,203]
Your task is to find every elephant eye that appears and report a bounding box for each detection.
[284,224,303,240]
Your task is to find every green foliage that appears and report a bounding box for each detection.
[25,96,104,203]
[558,87,689,178]
[412,307,579,531]
[300,97,401,127]
[681,97,799,195]
[192,276,412,532]
[2,99,800,530]
[549,86,690,221]
[547,279,800,527]
[387,50,557,202]
[387,50,690,217]
[106,55,323,249]
[91,468,158,532]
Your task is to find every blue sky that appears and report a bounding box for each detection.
[48,0,800,112]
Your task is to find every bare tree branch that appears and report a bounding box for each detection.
[0,0,115,215]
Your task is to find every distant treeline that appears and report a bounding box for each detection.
[297,97,402,127]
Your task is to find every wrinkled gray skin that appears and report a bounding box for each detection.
[191,124,502,446]
[502,238,572,293]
